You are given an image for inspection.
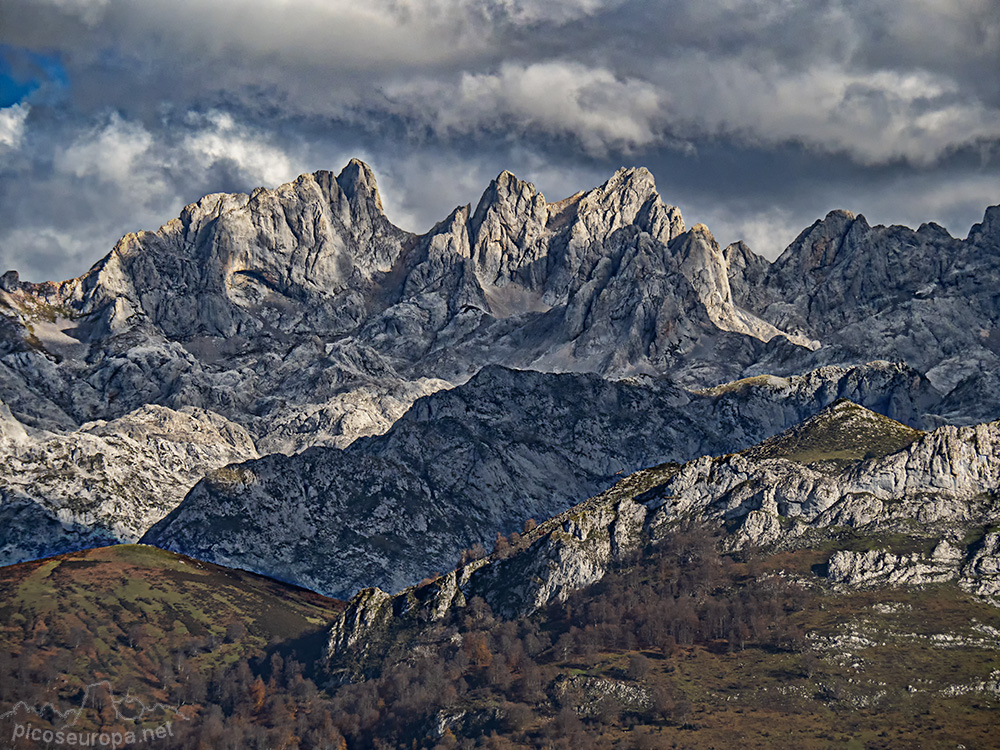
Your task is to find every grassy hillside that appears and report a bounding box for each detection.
[0,534,998,748]
[745,399,924,468]
[0,544,343,746]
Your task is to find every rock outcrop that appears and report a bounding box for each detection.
[324,464,665,668]
[0,401,257,564]
[644,403,1000,543]
[962,531,1000,600]
[826,542,964,588]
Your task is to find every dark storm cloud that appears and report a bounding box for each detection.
[0,0,997,280]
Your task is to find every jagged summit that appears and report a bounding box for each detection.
[969,204,1000,245]
[771,209,869,275]
[336,158,384,211]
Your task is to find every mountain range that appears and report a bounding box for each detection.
[3,160,1000,748]
[1,159,999,598]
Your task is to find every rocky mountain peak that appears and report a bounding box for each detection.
[776,209,862,273]
[336,158,385,214]
[671,222,808,346]
[58,160,415,340]
[723,241,769,306]
[467,170,548,287]
[917,221,953,240]
[461,165,687,301]
[826,208,856,223]
[606,165,656,192]
[419,204,474,261]
[573,166,667,237]
[969,205,1000,246]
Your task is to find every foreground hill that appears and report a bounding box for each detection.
[0,545,344,749]
[0,544,341,669]
[315,528,1000,749]
[311,401,1000,747]
[2,495,998,749]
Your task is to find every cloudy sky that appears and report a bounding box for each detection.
[1,0,998,282]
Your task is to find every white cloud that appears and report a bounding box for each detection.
[181,112,301,189]
[373,55,1000,166]
[53,110,306,201]
[0,104,30,151]
[383,61,667,155]
[56,113,154,184]
[5,0,997,170]
[650,58,1000,166]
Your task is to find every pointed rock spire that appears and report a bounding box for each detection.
[468,170,549,287]
[969,205,1000,247]
[337,158,384,213]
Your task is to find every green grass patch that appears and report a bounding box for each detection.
[746,399,924,468]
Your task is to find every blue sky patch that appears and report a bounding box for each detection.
[0,46,68,108]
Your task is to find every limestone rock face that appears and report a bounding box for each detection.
[467,171,550,289]
[674,225,817,348]
[0,401,257,564]
[324,467,663,665]
[326,587,395,662]
[962,532,1000,599]
[75,163,408,338]
[827,543,963,588]
[724,241,768,307]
